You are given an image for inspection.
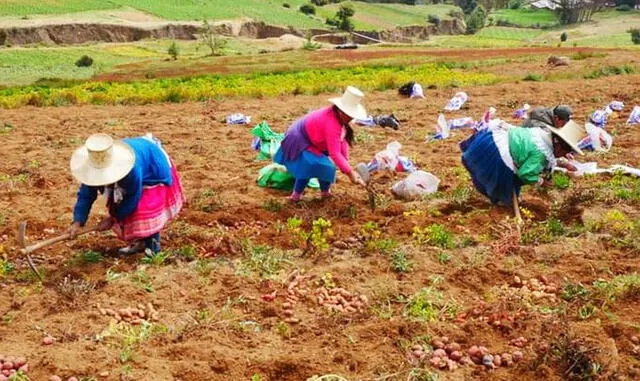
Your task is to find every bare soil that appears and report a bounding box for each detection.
[1,73,640,380]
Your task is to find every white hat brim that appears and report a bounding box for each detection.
[329,97,368,121]
[70,141,136,186]
[549,121,584,156]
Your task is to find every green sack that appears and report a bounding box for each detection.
[252,121,284,161]
[257,163,320,191]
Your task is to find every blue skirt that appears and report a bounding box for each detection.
[274,147,336,183]
[460,130,521,206]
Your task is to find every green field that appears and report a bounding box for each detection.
[0,0,459,30]
[491,8,558,27]
[315,1,458,30]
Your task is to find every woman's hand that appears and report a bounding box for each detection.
[96,217,114,232]
[66,221,82,238]
[349,171,366,186]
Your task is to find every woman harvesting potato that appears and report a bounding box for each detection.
[460,120,584,206]
[67,133,185,254]
[274,86,368,202]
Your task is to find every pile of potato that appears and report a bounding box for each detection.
[0,356,28,380]
[409,337,525,371]
[97,303,159,324]
[314,286,367,314]
[281,271,311,324]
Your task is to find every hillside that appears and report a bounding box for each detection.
[0,0,458,30]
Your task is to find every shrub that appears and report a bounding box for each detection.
[311,0,330,5]
[630,28,640,45]
[616,4,632,11]
[427,14,440,25]
[508,0,524,9]
[448,9,464,19]
[300,4,316,15]
[465,5,487,35]
[75,55,94,67]
[523,73,543,82]
[560,32,568,42]
[283,2,290,8]
[168,41,179,60]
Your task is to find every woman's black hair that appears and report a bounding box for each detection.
[333,105,355,147]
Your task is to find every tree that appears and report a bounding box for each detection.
[465,5,488,34]
[168,41,179,60]
[560,32,568,42]
[330,4,355,31]
[198,20,227,56]
[552,0,608,25]
[300,4,316,15]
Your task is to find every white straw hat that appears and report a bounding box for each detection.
[70,134,135,186]
[329,86,368,120]
[548,120,585,155]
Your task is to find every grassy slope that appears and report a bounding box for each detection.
[491,8,558,27]
[315,1,458,31]
[0,0,458,30]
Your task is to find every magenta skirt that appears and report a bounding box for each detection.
[112,163,185,241]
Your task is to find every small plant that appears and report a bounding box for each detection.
[131,269,154,292]
[436,251,451,265]
[0,122,14,134]
[74,250,104,264]
[390,249,412,273]
[427,14,440,25]
[577,303,596,320]
[405,287,456,322]
[561,282,589,301]
[168,41,179,60]
[75,55,94,67]
[262,199,284,212]
[194,188,224,212]
[174,245,197,261]
[447,185,471,206]
[308,218,333,253]
[413,224,454,249]
[0,257,15,277]
[523,73,543,82]
[105,267,124,283]
[274,321,291,338]
[141,251,172,266]
[560,32,568,42]
[552,173,571,189]
[57,275,95,300]
[237,242,291,279]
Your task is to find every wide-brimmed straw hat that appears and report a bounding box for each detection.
[329,86,368,121]
[70,134,135,186]
[548,120,584,155]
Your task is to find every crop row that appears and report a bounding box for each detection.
[0,64,498,109]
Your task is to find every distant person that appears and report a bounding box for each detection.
[274,86,367,202]
[67,133,185,254]
[460,121,583,206]
[522,105,572,129]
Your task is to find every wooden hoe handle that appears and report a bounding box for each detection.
[20,225,99,254]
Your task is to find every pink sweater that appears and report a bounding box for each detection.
[304,106,351,175]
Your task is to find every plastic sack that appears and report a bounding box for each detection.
[512,104,530,120]
[609,101,624,111]
[257,163,319,191]
[627,106,640,125]
[589,108,612,128]
[251,121,284,160]
[410,83,425,99]
[577,123,613,152]
[444,92,468,111]
[429,114,451,141]
[227,113,251,125]
[391,171,440,199]
[371,141,402,170]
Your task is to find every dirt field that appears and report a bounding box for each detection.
[1,73,640,380]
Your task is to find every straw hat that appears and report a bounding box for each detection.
[70,134,135,186]
[548,120,584,155]
[329,86,367,120]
